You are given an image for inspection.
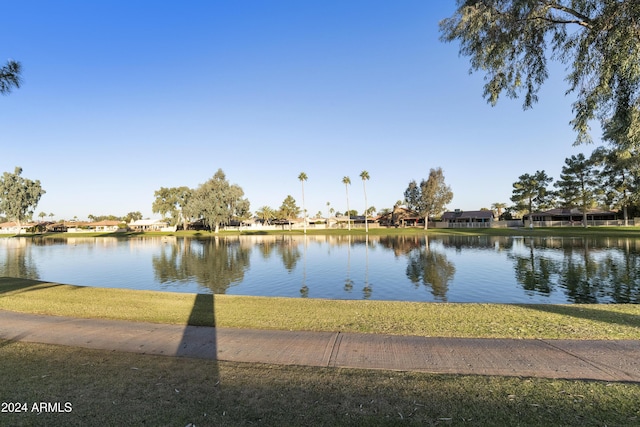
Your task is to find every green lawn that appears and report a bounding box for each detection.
[2,340,639,426]
[6,224,640,240]
[1,277,640,340]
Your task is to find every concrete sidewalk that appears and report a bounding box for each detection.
[1,310,638,382]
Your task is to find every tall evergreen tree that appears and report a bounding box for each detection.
[511,170,554,223]
[591,146,640,225]
[554,154,600,226]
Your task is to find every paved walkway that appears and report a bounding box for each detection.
[1,309,639,382]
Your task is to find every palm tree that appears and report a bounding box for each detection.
[255,206,275,225]
[360,170,370,233]
[298,172,308,234]
[342,176,351,231]
[491,202,507,219]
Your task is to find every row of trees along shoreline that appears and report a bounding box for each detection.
[1,150,640,233]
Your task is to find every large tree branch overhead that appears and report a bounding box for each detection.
[440,0,640,148]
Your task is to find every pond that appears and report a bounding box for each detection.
[1,234,639,303]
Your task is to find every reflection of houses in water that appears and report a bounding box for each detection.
[67,237,120,247]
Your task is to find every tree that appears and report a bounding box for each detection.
[554,153,601,226]
[152,186,191,230]
[1,60,22,95]
[440,1,640,148]
[185,169,249,233]
[255,206,276,225]
[404,168,453,230]
[278,195,300,230]
[0,167,45,233]
[491,202,507,219]
[123,211,143,223]
[38,211,46,221]
[298,172,308,234]
[510,170,554,223]
[591,145,640,225]
[360,171,370,233]
[342,176,352,231]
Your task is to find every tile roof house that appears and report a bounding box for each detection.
[129,219,170,231]
[377,206,422,227]
[441,210,495,225]
[523,208,617,222]
[0,221,36,234]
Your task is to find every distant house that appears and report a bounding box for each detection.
[377,206,422,227]
[441,210,494,226]
[87,220,123,233]
[129,219,170,232]
[523,208,617,223]
[0,221,36,234]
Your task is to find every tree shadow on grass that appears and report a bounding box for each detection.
[0,277,65,296]
[519,303,640,330]
[184,293,216,327]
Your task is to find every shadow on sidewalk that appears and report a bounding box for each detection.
[176,293,218,379]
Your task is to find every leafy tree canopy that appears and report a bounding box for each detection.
[440,1,640,147]
[185,169,249,233]
[152,186,191,227]
[0,60,21,95]
[404,168,453,230]
[0,167,45,226]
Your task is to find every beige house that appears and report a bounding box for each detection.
[129,219,171,232]
[0,221,36,234]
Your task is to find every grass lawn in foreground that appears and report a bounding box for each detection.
[1,277,640,340]
[1,339,639,426]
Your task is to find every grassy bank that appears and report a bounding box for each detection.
[4,224,640,239]
[2,277,640,340]
[2,277,640,425]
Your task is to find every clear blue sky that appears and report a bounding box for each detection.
[1,1,599,221]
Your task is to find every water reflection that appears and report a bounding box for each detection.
[0,238,39,279]
[405,237,456,302]
[1,235,639,303]
[152,237,251,293]
[505,237,640,303]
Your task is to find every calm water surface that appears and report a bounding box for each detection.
[1,234,639,303]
